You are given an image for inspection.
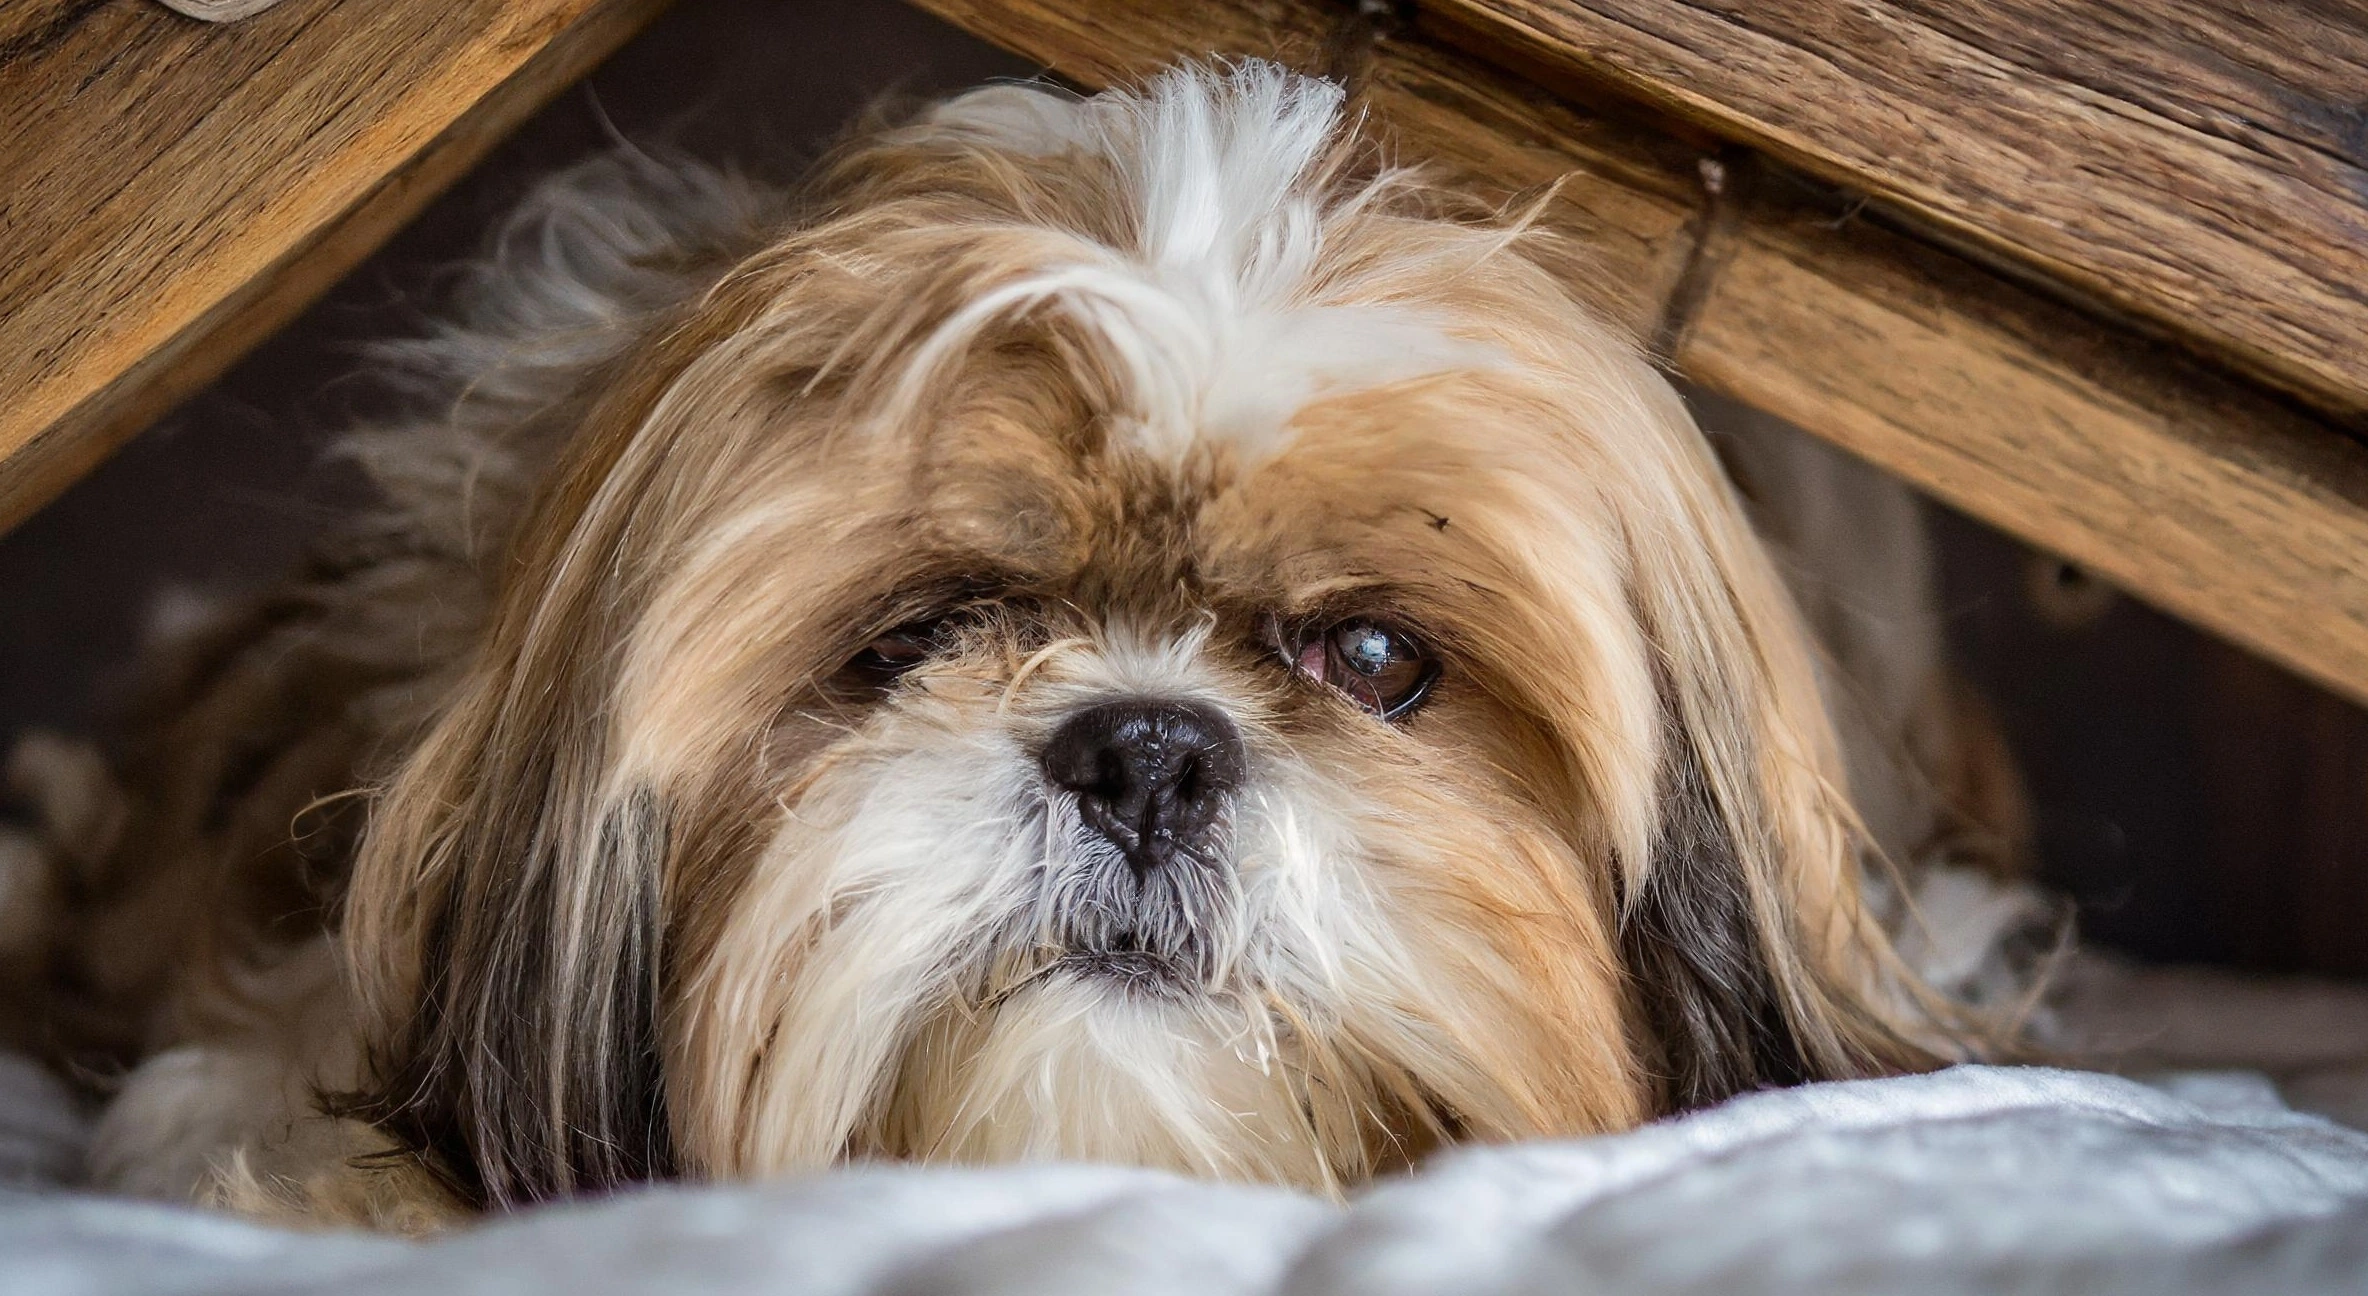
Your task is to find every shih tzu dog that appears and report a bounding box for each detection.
[0,61,2010,1229]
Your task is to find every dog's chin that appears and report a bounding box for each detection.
[870,957,1338,1186]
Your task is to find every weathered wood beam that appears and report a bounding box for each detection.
[1679,179,2368,711]
[0,0,676,534]
[905,0,2368,710]
[1424,0,2368,423]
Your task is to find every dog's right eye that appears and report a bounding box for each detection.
[848,623,941,679]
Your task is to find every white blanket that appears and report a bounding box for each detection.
[9,1059,2368,1294]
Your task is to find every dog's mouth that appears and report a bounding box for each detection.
[977,915,1215,1005]
[1054,935,1197,993]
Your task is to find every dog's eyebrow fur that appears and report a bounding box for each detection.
[877,63,1492,471]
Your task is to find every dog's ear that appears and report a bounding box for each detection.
[1620,716,1814,1110]
[331,373,707,1207]
[1603,390,1945,1115]
[336,674,677,1206]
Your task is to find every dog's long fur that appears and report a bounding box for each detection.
[0,63,1984,1227]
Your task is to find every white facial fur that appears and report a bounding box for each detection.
[683,616,1434,1190]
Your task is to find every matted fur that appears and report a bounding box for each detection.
[8,62,1970,1224]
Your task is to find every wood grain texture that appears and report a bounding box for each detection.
[910,0,2368,708]
[0,0,673,533]
[1424,0,2368,422]
[1675,184,2368,705]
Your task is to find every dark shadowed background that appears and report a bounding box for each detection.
[5,0,2362,977]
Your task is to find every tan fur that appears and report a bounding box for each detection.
[9,63,1978,1225]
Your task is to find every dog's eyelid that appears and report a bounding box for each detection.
[865,626,938,658]
[842,592,1003,681]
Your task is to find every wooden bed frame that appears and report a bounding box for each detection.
[8,0,2367,717]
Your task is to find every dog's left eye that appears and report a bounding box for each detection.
[1290,618,1439,720]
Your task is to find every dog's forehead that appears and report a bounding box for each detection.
[875,66,1500,513]
[800,64,1582,617]
[901,364,1519,611]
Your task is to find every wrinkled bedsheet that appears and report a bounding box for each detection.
[8,1058,2368,1295]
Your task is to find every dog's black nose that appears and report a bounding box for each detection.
[1042,700,1244,873]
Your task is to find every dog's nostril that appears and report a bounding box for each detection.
[1088,747,1131,802]
[1042,699,1244,870]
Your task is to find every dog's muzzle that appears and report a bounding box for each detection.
[1038,699,1244,985]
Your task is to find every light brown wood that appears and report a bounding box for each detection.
[1677,183,2368,706]
[0,0,675,533]
[1423,0,2368,423]
[155,0,293,21]
[908,0,2368,709]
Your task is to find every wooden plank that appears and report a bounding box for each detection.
[907,0,2368,709]
[0,0,674,533]
[1420,0,2368,423]
[1677,182,2368,706]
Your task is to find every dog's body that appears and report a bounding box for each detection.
[0,64,2019,1228]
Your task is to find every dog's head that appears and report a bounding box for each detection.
[341,62,1941,1206]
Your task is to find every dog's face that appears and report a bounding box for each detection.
[342,64,1935,1206]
